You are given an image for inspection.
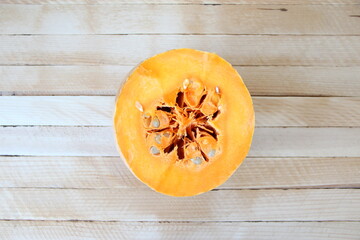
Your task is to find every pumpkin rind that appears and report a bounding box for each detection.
[114,49,255,197]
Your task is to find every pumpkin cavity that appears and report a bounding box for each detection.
[140,79,221,164]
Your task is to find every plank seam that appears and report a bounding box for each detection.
[1,125,360,128]
[1,155,359,158]
[1,64,358,67]
[2,34,360,36]
[0,187,358,190]
[1,3,360,5]
[0,219,358,223]
[2,93,360,97]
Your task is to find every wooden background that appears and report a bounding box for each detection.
[1,0,360,239]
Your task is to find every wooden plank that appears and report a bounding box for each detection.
[0,65,130,96]
[254,97,360,127]
[1,5,360,34]
[0,127,359,157]
[0,127,118,156]
[1,221,359,240]
[0,156,359,189]
[0,188,359,221]
[0,96,113,126]
[1,96,359,127]
[1,66,360,96]
[1,0,358,5]
[1,35,359,66]
[241,66,360,97]
[250,128,360,157]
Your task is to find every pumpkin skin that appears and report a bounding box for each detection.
[114,49,254,197]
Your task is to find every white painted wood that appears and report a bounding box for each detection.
[0,156,359,189]
[0,66,131,96]
[1,221,359,240]
[0,127,359,157]
[0,127,118,156]
[0,96,113,126]
[0,188,359,221]
[1,5,359,34]
[0,0,358,235]
[254,97,360,127]
[250,128,360,157]
[1,66,360,96]
[1,35,359,66]
[240,66,360,97]
[0,96,359,127]
[1,0,358,4]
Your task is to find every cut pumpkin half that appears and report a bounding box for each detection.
[114,49,255,197]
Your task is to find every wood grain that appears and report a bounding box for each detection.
[0,127,117,156]
[1,5,360,34]
[0,96,113,126]
[1,0,358,4]
[0,188,359,221]
[1,66,360,96]
[1,35,359,66]
[240,66,360,97]
[1,221,359,240]
[0,127,359,157]
[0,156,359,189]
[250,128,360,157]
[254,97,360,127]
[0,0,358,235]
[0,96,359,127]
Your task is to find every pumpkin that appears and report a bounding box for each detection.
[114,49,255,197]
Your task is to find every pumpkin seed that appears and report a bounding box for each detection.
[208,149,216,158]
[135,101,143,112]
[155,134,162,144]
[215,86,220,94]
[150,146,160,155]
[183,79,190,89]
[152,117,160,128]
[191,156,203,165]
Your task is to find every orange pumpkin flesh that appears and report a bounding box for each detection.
[114,49,255,197]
